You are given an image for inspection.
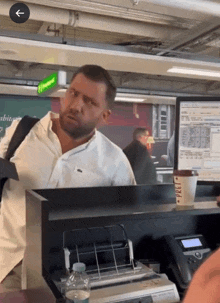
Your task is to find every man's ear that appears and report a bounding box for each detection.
[98,109,111,127]
[103,109,111,124]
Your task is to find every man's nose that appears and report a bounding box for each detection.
[70,94,84,112]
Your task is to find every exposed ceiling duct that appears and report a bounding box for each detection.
[1,0,220,96]
[1,1,220,60]
[0,0,185,39]
[12,0,206,25]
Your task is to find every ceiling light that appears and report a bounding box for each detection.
[142,0,220,18]
[54,92,146,101]
[114,97,145,102]
[167,67,220,78]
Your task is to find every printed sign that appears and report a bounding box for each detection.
[0,96,51,141]
[37,71,67,97]
[38,73,58,95]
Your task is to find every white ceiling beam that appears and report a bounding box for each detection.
[0,84,39,96]
[1,36,220,81]
[0,84,177,104]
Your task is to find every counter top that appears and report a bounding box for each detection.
[48,199,219,221]
[45,199,220,232]
[31,185,220,231]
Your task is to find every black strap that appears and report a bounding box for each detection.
[0,116,40,201]
[5,115,40,161]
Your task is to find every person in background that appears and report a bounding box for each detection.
[145,133,155,156]
[0,64,136,293]
[123,127,157,184]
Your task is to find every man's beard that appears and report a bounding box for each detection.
[59,111,97,139]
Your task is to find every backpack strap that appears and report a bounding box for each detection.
[5,115,40,161]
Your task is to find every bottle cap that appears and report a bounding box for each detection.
[72,262,86,272]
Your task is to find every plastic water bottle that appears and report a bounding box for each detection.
[64,262,90,303]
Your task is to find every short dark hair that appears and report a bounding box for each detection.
[133,128,148,140]
[70,65,116,109]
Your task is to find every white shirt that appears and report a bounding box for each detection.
[0,111,136,282]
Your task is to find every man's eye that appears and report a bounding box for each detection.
[84,96,95,105]
[67,89,78,97]
[69,90,77,96]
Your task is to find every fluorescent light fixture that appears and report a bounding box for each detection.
[114,97,145,102]
[168,67,220,78]
[142,0,220,18]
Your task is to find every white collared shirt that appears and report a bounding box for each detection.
[0,111,136,282]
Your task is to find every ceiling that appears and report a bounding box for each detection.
[1,0,220,99]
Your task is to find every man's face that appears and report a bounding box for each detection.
[138,131,149,146]
[59,73,111,139]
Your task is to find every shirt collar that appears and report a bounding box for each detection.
[39,111,59,132]
[39,110,97,149]
[68,129,97,155]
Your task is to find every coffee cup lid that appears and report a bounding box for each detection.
[174,170,198,176]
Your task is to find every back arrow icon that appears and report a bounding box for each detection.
[16,9,25,17]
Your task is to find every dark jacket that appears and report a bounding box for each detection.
[123,139,157,185]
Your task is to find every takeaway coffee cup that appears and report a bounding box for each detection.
[173,170,198,208]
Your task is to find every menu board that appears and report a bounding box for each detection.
[177,100,220,181]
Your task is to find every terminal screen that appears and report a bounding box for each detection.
[181,238,202,248]
[177,100,220,181]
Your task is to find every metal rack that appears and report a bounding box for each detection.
[61,225,154,288]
